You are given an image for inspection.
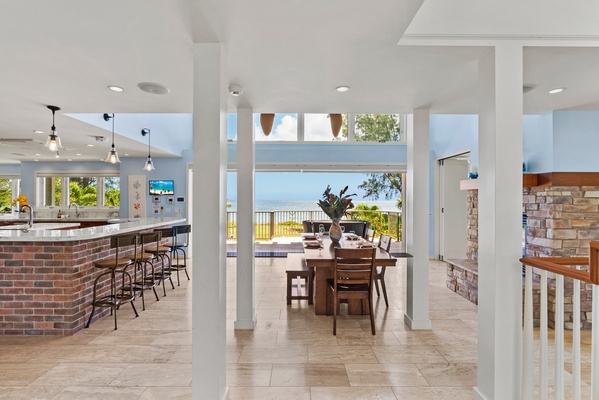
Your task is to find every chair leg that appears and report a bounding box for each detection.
[333,297,337,336]
[374,278,381,297]
[381,278,389,308]
[368,297,376,335]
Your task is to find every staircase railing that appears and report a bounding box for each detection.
[520,241,599,399]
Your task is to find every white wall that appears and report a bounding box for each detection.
[553,111,599,172]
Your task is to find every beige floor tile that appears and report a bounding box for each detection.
[311,386,398,400]
[276,330,339,346]
[137,386,192,399]
[227,330,278,346]
[169,346,192,363]
[227,363,272,386]
[150,331,192,346]
[238,345,308,363]
[111,364,191,387]
[0,386,63,399]
[51,386,145,400]
[435,344,478,363]
[392,331,461,346]
[391,386,475,399]
[416,363,477,387]
[227,345,244,363]
[372,346,446,364]
[228,386,310,400]
[30,363,125,386]
[308,345,378,364]
[334,331,401,346]
[346,363,429,387]
[270,363,349,387]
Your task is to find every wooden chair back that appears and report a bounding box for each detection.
[333,247,376,289]
[378,234,392,252]
[366,228,375,242]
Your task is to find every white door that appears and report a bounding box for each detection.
[439,158,468,260]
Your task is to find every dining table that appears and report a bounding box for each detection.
[300,233,399,315]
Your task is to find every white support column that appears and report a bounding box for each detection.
[474,44,523,400]
[404,109,431,330]
[191,43,228,400]
[235,107,257,329]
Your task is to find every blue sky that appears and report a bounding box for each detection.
[227,172,376,201]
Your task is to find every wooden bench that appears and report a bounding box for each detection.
[286,254,314,305]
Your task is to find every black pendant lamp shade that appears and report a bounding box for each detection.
[45,105,64,151]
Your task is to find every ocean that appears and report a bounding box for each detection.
[227,199,399,212]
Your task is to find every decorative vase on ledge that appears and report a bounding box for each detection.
[329,219,342,243]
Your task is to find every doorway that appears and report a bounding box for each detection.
[439,155,469,260]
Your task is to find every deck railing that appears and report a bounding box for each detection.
[520,241,599,399]
[226,209,401,241]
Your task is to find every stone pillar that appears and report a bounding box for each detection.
[235,107,257,329]
[404,109,431,330]
[192,43,228,400]
[475,44,523,400]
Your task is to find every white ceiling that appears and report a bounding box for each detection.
[0,0,598,164]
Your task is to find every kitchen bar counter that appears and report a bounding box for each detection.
[0,217,185,335]
[0,217,183,241]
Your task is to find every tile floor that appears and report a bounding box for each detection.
[0,255,591,399]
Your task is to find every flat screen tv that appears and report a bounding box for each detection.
[149,179,174,196]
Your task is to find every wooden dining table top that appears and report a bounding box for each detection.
[301,234,397,267]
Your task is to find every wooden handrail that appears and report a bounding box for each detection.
[520,241,599,285]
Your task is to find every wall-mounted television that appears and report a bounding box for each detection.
[149,179,174,196]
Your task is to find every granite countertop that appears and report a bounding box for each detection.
[0,217,186,242]
[0,222,81,231]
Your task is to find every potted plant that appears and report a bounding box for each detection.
[317,185,356,242]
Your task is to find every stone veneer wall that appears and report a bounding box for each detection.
[466,190,478,261]
[523,185,599,329]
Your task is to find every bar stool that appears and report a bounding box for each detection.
[145,227,175,296]
[86,233,139,330]
[171,224,191,286]
[133,232,161,310]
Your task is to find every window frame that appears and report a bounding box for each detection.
[34,171,120,209]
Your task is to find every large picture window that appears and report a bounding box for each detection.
[36,174,120,208]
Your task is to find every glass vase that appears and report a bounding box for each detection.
[329,219,342,243]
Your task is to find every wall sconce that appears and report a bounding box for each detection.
[141,128,155,171]
[103,113,120,164]
[45,105,64,151]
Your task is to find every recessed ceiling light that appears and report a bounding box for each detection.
[87,144,94,147]
[549,87,566,94]
[124,153,129,156]
[34,153,41,156]
[76,153,82,156]
[228,85,244,96]
[138,82,170,95]
[336,86,350,93]
[67,159,72,161]
[33,159,39,162]
[33,130,44,134]
[108,85,124,92]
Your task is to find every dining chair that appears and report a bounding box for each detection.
[365,228,376,242]
[327,247,377,335]
[374,234,392,307]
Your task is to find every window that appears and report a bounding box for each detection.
[0,177,20,213]
[255,113,298,141]
[304,113,348,142]
[352,114,401,142]
[36,174,119,208]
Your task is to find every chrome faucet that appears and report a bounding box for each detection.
[19,204,33,228]
[69,202,79,217]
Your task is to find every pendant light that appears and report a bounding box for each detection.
[45,105,64,151]
[141,128,155,171]
[260,113,274,136]
[329,114,342,138]
[103,113,120,164]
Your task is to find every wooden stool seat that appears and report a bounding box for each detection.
[286,254,314,305]
[94,258,132,269]
[144,245,171,254]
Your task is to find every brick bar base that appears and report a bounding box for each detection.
[0,228,170,335]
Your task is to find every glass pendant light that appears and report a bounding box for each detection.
[103,113,121,164]
[141,128,155,171]
[45,105,64,151]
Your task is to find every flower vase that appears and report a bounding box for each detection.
[329,219,342,243]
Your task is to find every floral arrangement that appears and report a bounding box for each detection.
[12,194,27,208]
[317,185,356,220]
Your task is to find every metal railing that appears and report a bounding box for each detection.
[226,209,401,241]
[520,242,599,399]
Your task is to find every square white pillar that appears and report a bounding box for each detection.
[474,44,523,400]
[404,109,432,330]
[191,43,228,400]
[235,107,257,329]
